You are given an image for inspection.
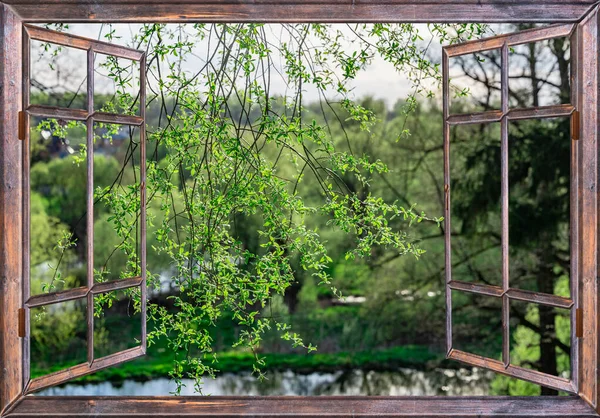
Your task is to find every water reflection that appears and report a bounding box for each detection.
[37,367,493,396]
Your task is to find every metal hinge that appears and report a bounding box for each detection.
[18,308,25,338]
[576,308,583,338]
[571,110,580,141]
[18,111,25,141]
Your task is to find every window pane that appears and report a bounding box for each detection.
[508,37,570,109]
[449,50,502,114]
[450,123,502,286]
[94,53,141,115]
[508,117,570,297]
[509,300,571,380]
[94,288,142,358]
[451,290,502,360]
[30,118,88,295]
[30,39,88,110]
[93,123,142,283]
[30,299,88,378]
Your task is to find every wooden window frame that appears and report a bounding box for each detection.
[1,1,600,417]
[443,23,580,395]
[21,24,148,395]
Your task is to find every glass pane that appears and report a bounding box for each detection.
[30,117,88,295]
[93,123,142,283]
[30,40,88,110]
[508,117,570,297]
[94,53,141,115]
[30,299,88,378]
[451,290,503,360]
[450,123,502,286]
[94,288,142,358]
[449,50,502,114]
[509,300,571,380]
[508,37,570,108]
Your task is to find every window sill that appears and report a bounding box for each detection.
[4,396,599,417]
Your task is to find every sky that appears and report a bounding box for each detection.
[32,23,450,109]
[31,23,554,111]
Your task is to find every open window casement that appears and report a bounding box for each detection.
[21,25,147,395]
[443,23,580,394]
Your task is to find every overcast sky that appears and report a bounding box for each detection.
[32,23,536,110]
[35,23,456,108]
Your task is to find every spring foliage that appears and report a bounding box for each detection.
[40,22,486,392]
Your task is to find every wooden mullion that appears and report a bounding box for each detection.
[92,112,144,126]
[90,276,143,295]
[445,23,575,57]
[86,47,94,367]
[506,288,573,310]
[448,280,504,297]
[447,105,574,126]
[446,110,503,125]
[448,281,574,308]
[500,41,510,370]
[442,47,452,357]
[24,346,145,395]
[24,24,143,60]
[26,105,88,121]
[25,286,88,308]
[25,107,144,126]
[449,349,576,394]
[570,12,582,396]
[507,104,575,121]
[26,277,143,308]
[139,52,147,351]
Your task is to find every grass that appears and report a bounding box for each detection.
[33,343,448,385]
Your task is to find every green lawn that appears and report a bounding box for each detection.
[33,343,447,384]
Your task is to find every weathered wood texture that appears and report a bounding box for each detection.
[444,23,575,56]
[1,0,596,23]
[578,5,600,413]
[5,396,600,417]
[1,1,599,417]
[448,350,574,393]
[24,25,143,59]
[18,24,148,396]
[442,22,581,396]
[24,347,145,395]
[0,4,22,416]
[571,5,583,405]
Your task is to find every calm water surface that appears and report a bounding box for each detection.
[37,367,494,396]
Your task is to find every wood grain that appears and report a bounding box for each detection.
[570,10,582,397]
[25,106,144,125]
[444,23,575,57]
[0,4,24,416]
[577,6,600,413]
[1,1,599,417]
[24,346,144,395]
[3,396,598,417]
[25,277,142,308]
[24,25,143,60]
[3,2,594,23]
[20,20,30,390]
[449,349,575,393]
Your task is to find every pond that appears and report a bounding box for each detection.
[37,367,494,396]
